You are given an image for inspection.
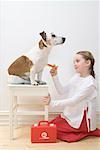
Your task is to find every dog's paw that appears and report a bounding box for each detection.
[31,81,39,86]
[38,81,47,85]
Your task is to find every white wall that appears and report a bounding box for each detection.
[0,1,99,112]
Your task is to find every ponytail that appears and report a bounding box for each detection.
[90,66,95,78]
[90,58,95,78]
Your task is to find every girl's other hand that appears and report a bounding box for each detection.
[42,94,51,105]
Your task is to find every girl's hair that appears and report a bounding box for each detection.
[76,51,95,78]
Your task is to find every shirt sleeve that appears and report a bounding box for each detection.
[52,75,71,95]
[50,84,97,108]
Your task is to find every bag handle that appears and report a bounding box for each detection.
[38,120,49,126]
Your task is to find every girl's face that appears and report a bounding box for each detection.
[73,54,90,75]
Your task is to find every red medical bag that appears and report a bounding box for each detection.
[31,121,57,143]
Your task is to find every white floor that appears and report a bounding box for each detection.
[0,126,100,150]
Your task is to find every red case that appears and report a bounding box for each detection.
[31,121,57,143]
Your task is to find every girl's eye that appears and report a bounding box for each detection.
[76,59,80,63]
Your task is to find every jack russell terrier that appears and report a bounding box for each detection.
[8,31,66,85]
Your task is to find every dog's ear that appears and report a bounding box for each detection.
[40,31,46,41]
[39,40,44,49]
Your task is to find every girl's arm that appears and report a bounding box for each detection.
[50,65,71,95]
[52,74,77,95]
[52,75,70,94]
[50,84,97,108]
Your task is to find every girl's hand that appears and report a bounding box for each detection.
[50,65,58,76]
[42,94,51,105]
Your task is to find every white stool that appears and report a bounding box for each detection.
[8,84,49,140]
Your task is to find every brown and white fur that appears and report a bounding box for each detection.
[8,31,66,85]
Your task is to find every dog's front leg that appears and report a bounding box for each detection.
[30,66,38,85]
[37,70,46,85]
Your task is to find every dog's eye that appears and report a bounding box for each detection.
[51,34,56,37]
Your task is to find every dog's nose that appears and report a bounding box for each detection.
[62,37,66,43]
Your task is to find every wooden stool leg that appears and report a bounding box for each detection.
[44,105,48,121]
[9,94,14,140]
[14,96,18,129]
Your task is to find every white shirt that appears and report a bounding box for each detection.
[49,73,97,131]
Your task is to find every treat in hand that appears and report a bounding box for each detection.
[47,64,58,76]
[47,64,58,70]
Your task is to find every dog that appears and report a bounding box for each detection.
[8,31,66,85]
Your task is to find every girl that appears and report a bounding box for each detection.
[42,51,100,142]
